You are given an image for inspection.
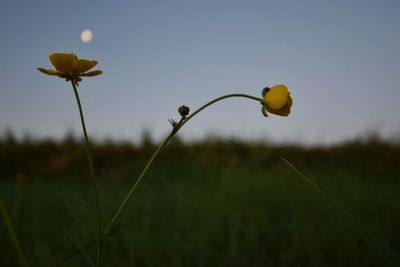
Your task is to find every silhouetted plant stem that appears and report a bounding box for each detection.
[70,81,103,267]
[104,93,262,234]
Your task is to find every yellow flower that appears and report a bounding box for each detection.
[261,84,293,116]
[37,52,102,85]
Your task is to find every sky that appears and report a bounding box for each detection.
[1,0,400,145]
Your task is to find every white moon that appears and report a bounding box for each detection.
[81,29,93,43]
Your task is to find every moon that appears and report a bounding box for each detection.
[81,29,93,43]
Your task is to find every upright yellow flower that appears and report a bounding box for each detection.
[37,52,102,85]
[261,84,293,116]
[38,52,104,259]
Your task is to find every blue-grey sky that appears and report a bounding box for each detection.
[1,0,400,145]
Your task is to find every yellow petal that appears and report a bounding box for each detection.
[80,70,103,77]
[264,84,289,110]
[49,53,77,72]
[265,95,293,116]
[75,59,98,73]
[37,67,63,76]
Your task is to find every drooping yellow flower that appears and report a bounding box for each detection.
[261,84,293,116]
[37,52,102,85]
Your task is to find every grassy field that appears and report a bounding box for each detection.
[1,137,400,266]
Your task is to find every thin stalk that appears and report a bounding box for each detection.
[63,227,95,267]
[104,93,262,233]
[0,195,30,267]
[71,81,102,266]
[104,130,176,233]
[56,202,170,267]
[176,93,262,131]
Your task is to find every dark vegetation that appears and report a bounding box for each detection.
[1,131,399,266]
[2,131,399,182]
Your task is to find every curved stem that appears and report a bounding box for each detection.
[70,81,102,266]
[177,93,262,131]
[104,93,262,233]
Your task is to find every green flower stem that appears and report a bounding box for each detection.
[104,93,262,234]
[104,127,178,234]
[70,81,102,266]
[176,93,263,131]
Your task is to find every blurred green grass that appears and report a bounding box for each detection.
[1,134,400,266]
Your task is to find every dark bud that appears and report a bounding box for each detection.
[178,105,190,117]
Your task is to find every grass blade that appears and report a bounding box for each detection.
[56,202,170,267]
[62,227,95,267]
[0,195,30,267]
[281,156,400,266]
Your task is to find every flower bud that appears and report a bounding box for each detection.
[262,84,292,116]
[178,105,190,117]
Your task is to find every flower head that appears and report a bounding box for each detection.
[261,84,293,116]
[37,52,102,85]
